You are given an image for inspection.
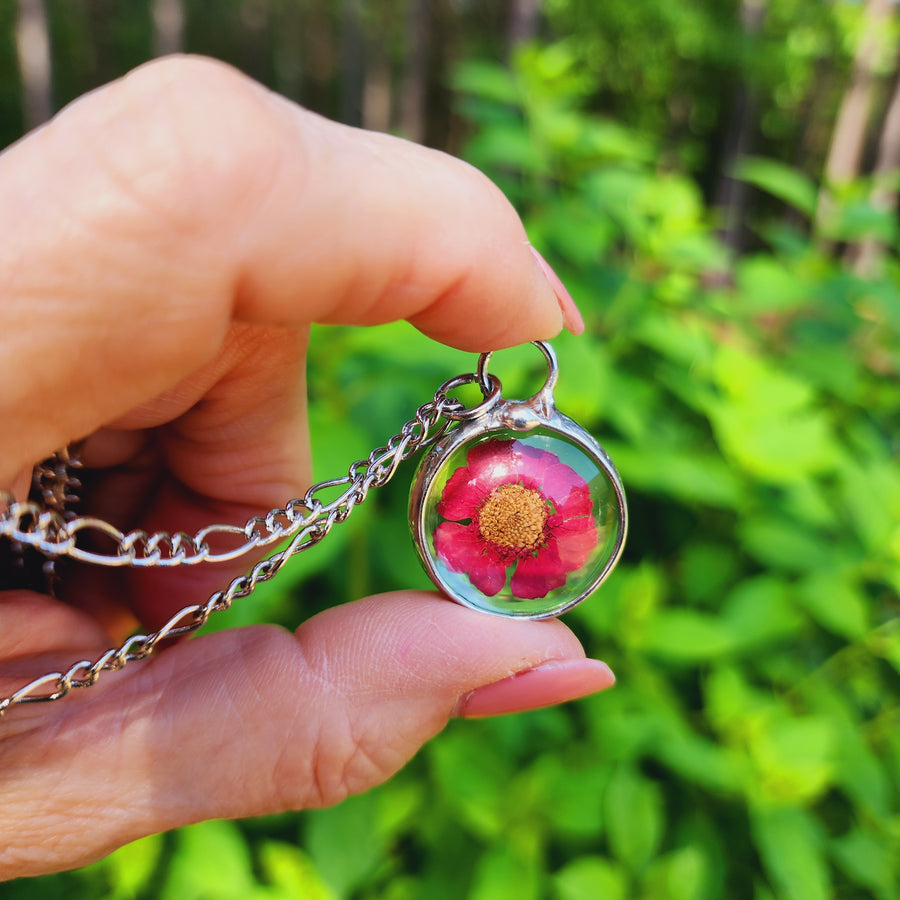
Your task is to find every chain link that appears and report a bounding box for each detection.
[0,379,485,720]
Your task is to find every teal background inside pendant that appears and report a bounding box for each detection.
[419,427,623,618]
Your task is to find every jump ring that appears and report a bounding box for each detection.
[439,372,502,421]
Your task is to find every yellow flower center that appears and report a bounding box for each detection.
[478,484,547,549]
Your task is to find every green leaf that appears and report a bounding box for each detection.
[551,332,613,423]
[641,846,709,900]
[452,60,521,105]
[552,856,627,900]
[831,710,892,818]
[679,542,740,605]
[736,256,811,314]
[162,821,258,900]
[93,833,164,900]
[720,576,804,650]
[257,842,338,900]
[707,401,839,483]
[612,562,667,649]
[830,827,899,900]
[751,807,832,900]
[839,457,900,555]
[795,570,869,639]
[734,157,819,217]
[604,765,664,871]
[605,442,742,508]
[704,344,842,481]
[305,793,389,898]
[749,714,837,804]
[642,609,737,662]
[530,755,608,838]
[823,199,899,243]
[652,722,743,794]
[465,123,545,173]
[428,727,512,839]
[469,845,541,900]
[580,119,655,163]
[632,311,714,367]
[704,665,775,737]
[711,343,814,413]
[528,201,618,267]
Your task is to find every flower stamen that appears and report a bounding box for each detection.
[477,484,547,550]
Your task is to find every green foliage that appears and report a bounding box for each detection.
[11,3,900,900]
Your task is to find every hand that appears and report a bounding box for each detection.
[0,56,613,879]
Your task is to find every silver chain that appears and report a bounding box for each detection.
[0,370,499,720]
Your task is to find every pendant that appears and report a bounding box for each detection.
[409,342,627,620]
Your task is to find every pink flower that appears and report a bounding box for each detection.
[433,439,597,600]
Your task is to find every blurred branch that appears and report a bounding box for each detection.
[15,0,53,130]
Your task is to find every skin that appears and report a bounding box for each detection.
[0,56,612,879]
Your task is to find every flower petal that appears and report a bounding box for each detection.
[442,440,522,509]
[540,461,585,507]
[434,521,508,596]
[556,482,593,518]
[513,441,557,479]
[467,439,515,481]
[437,464,489,520]
[468,558,509,596]
[510,544,568,599]
[434,521,481,570]
[552,516,598,571]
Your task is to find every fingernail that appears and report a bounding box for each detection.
[454,658,615,718]
[528,245,585,335]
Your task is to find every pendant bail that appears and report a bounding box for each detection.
[476,340,559,414]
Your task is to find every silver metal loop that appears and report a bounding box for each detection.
[477,340,559,404]
[438,372,502,421]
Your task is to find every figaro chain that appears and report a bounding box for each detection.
[0,370,500,720]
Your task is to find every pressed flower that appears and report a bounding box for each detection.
[433,439,598,600]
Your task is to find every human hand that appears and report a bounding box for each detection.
[0,57,614,879]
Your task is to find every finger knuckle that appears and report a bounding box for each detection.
[61,55,294,238]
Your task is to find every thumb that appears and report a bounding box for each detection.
[1,592,613,877]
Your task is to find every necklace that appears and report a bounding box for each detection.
[0,341,627,719]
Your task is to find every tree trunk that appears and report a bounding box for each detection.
[823,0,894,186]
[339,0,365,126]
[152,0,184,57]
[713,0,766,259]
[400,0,429,142]
[15,0,53,130]
[507,0,541,54]
[238,0,273,85]
[818,0,894,245]
[363,47,392,134]
[272,0,304,103]
[852,61,900,275]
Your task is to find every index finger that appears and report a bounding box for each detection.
[0,56,564,479]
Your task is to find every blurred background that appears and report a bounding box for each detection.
[4,0,900,898]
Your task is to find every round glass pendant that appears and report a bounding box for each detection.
[409,343,627,619]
